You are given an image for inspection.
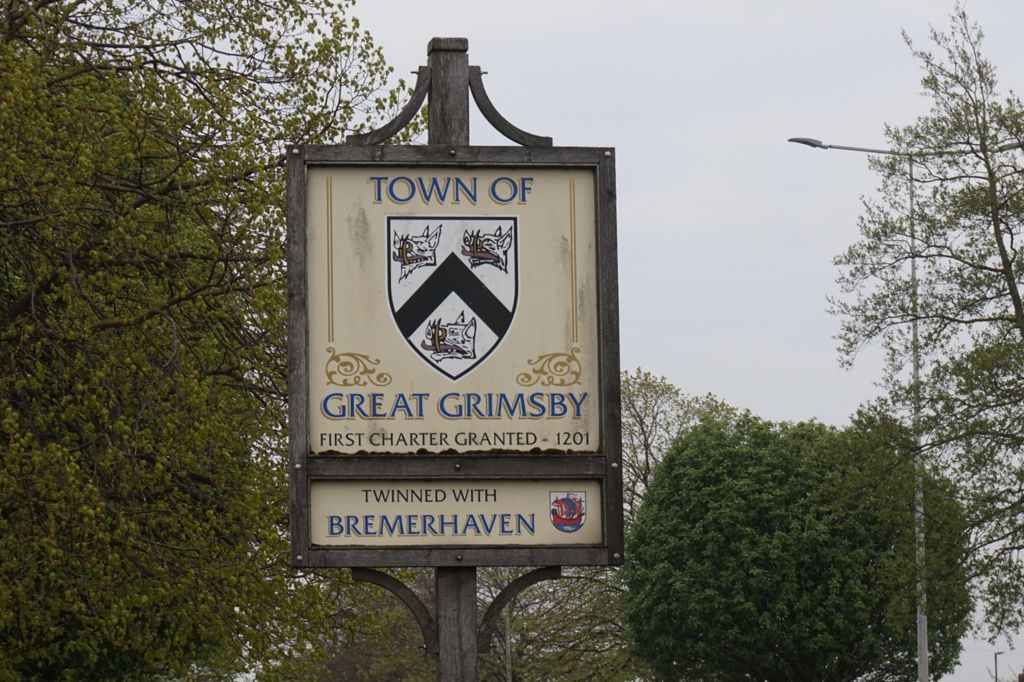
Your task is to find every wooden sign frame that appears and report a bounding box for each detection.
[287,144,621,568]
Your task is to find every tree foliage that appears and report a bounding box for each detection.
[271,570,437,682]
[621,369,735,524]
[468,372,734,680]
[832,8,1024,631]
[623,414,972,682]
[476,566,641,682]
[0,0,406,677]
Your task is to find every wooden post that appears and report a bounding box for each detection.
[427,37,470,146]
[427,37,477,682]
[436,567,477,680]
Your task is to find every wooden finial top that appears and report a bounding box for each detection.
[428,37,468,54]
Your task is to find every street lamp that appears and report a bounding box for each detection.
[789,135,929,682]
[995,650,1005,682]
[789,134,1024,682]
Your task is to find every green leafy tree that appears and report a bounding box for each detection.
[272,570,437,681]
[623,414,972,681]
[621,369,736,524]
[472,372,733,681]
[476,566,640,682]
[832,8,1024,632]
[0,0,407,677]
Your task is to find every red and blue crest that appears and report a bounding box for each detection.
[549,492,586,533]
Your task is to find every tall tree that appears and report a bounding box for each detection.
[623,414,972,681]
[832,8,1024,632]
[0,0,406,677]
[472,372,733,680]
[476,565,641,682]
[620,369,735,524]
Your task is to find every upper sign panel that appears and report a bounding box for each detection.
[306,167,599,454]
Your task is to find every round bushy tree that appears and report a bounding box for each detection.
[623,414,971,681]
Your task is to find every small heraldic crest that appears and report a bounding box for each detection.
[549,492,586,533]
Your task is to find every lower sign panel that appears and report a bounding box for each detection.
[311,479,602,546]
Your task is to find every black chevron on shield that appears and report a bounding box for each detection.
[394,254,513,338]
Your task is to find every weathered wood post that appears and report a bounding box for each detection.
[287,36,621,682]
[436,566,477,679]
[427,37,470,146]
[427,37,478,682]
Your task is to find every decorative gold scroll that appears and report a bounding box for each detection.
[516,347,582,387]
[325,349,392,387]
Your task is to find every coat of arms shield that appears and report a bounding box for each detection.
[387,216,518,380]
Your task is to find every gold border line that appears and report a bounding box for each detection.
[327,175,334,344]
[570,177,578,343]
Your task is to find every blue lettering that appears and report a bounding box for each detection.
[528,392,546,418]
[463,514,482,535]
[497,393,527,418]
[516,513,536,535]
[363,515,376,536]
[439,392,462,418]
[349,393,368,418]
[489,177,518,204]
[406,514,419,535]
[411,393,428,418]
[454,177,477,203]
[390,393,413,418]
[345,515,361,536]
[422,515,438,536]
[519,177,533,203]
[479,514,497,534]
[388,176,416,203]
[328,515,344,536]
[369,176,387,202]
[499,513,513,534]
[381,515,404,535]
[439,514,459,535]
[322,393,346,419]
[567,392,587,418]
[550,393,568,417]
[370,392,386,418]
[417,176,451,203]
[466,393,485,418]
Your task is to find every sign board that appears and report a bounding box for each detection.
[288,145,621,567]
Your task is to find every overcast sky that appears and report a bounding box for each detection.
[352,1,1023,677]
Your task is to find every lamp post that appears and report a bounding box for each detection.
[789,134,1024,682]
[789,135,1024,682]
[788,135,929,682]
[995,650,1005,682]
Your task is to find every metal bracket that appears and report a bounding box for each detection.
[345,66,432,147]
[352,567,439,654]
[469,66,552,147]
[344,42,551,147]
[476,566,561,653]
[352,566,562,657]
